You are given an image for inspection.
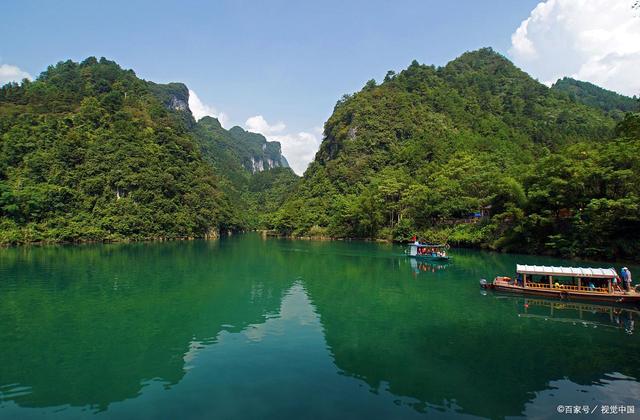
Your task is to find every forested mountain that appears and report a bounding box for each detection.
[194,117,288,179]
[0,57,295,244]
[552,77,639,119]
[274,48,640,261]
[192,116,297,228]
[1,51,638,261]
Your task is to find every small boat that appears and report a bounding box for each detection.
[480,264,640,305]
[405,242,451,262]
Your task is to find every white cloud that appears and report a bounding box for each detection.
[0,64,32,85]
[271,130,323,175]
[188,89,229,127]
[245,115,322,175]
[509,0,640,96]
[245,115,286,135]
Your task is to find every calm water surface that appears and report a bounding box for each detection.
[1,234,639,419]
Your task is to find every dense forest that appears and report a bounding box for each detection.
[1,51,639,261]
[273,48,640,261]
[0,57,296,244]
[552,77,639,120]
[191,115,296,228]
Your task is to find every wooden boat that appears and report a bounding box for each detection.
[480,264,640,305]
[405,243,451,262]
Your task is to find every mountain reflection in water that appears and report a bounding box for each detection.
[0,234,639,419]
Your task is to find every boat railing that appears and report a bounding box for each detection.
[525,281,608,294]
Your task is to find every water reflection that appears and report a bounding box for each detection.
[0,235,638,419]
[518,298,638,335]
[409,257,449,275]
[0,239,295,412]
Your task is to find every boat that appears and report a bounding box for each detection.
[405,242,451,262]
[480,264,640,305]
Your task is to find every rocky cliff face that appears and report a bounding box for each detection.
[226,126,289,174]
[149,82,191,113]
[191,116,290,181]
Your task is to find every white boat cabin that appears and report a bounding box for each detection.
[515,264,619,293]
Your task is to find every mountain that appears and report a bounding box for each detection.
[227,126,289,172]
[552,77,638,119]
[274,48,640,261]
[0,57,298,244]
[193,116,289,178]
[0,59,218,243]
[191,115,296,228]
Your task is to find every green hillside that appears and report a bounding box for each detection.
[191,116,297,229]
[0,57,297,244]
[552,77,638,119]
[1,51,637,260]
[274,48,640,261]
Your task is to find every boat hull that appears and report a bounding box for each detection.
[408,255,452,262]
[491,282,640,305]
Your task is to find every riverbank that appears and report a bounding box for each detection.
[3,226,638,266]
[259,229,640,265]
[0,226,229,247]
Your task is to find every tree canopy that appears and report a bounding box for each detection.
[274,48,640,261]
[0,57,295,244]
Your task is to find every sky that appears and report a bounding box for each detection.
[1,0,639,174]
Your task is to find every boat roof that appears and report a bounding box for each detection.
[516,264,617,279]
[413,243,446,248]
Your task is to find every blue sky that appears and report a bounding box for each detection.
[2,0,638,173]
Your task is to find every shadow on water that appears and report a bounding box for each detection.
[0,234,639,418]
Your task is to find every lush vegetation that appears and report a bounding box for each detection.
[2,51,638,261]
[552,77,639,120]
[0,57,294,244]
[246,167,299,228]
[274,48,640,261]
[192,116,297,229]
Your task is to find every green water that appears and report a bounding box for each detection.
[1,234,639,419]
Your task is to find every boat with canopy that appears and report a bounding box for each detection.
[480,264,640,304]
[405,242,451,262]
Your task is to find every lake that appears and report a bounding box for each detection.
[1,234,639,419]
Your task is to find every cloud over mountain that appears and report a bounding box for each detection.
[245,115,321,175]
[0,64,32,85]
[510,0,640,96]
[188,89,229,127]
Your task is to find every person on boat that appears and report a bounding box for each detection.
[588,281,595,290]
[612,275,622,292]
[622,267,632,291]
[625,268,632,291]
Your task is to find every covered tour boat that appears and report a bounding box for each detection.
[480,265,640,305]
[405,242,451,262]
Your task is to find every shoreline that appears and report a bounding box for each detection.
[1,230,637,266]
[259,230,640,266]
